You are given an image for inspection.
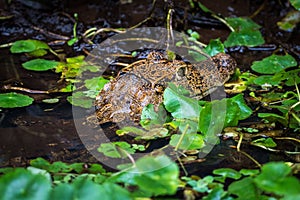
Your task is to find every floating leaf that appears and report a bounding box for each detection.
[251,54,297,74]
[0,92,34,108]
[204,38,225,56]
[67,91,93,108]
[22,59,59,71]
[10,39,49,53]
[97,142,135,158]
[169,133,205,150]
[224,17,265,47]
[213,168,242,182]
[0,168,51,200]
[42,98,59,104]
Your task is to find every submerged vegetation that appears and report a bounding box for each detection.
[0,0,300,199]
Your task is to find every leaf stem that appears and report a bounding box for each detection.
[175,124,189,151]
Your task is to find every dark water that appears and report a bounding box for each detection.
[0,0,299,174]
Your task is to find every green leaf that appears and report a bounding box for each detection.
[67,92,93,108]
[42,98,59,104]
[0,92,34,108]
[224,17,265,47]
[239,169,260,176]
[116,126,146,136]
[277,10,300,31]
[10,39,49,53]
[0,168,51,200]
[84,77,109,91]
[197,2,212,13]
[28,49,48,57]
[258,113,288,126]
[254,162,300,198]
[164,83,201,120]
[231,94,253,120]
[273,69,300,86]
[253,75,281,86]
[116,126,169,140]
[130,155,179,196]
[204,38,225,56]
[213,168,242,182]
[169,133,205,150]
[251,54,297,74]
[228,177,260,200]
[226,17,261,30]
[290,0,300,10]
[140,104,168,128]
[185,176,214,193]
[97,142,135,158]
[22,59,59,71]
[199,99,240,135]
[251,138,277,148]
[224,31,265,47]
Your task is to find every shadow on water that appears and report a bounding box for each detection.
[0,0,299,175]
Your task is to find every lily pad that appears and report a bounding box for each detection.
[10,39,49,53]
[22,59,59,71]
[0,92,34,108]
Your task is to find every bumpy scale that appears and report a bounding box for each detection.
[95,51,236,124]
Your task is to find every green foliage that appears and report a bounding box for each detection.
[169,133,205,150]
[183,162,300,199]
[164,83,201,120]
[254,162,300,199]
[213,168,242,182]
[10,39,49,54]
[224,17,265,47]
[290,0,300,10]
[251,54,297,74]
[140,104,168,128]
[0,168,51,200]
[277,10,300,32]
[67,91,94,108]
[22,59,59,71]
[204,38,225,56]
[113,155,180,197]
[251,138,277,148]
[199,95,252,135]
[246,53,300,129]
[97,141,138,158]
[0,92,34,108]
